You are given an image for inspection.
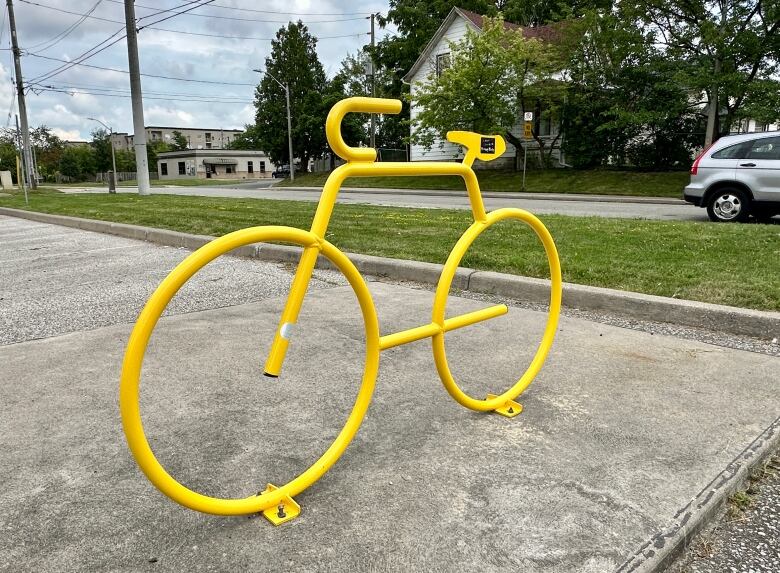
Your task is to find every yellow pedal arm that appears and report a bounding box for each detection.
[379,304,508,351]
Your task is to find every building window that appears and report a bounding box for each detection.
[205,132,211,141]
[259,161,266,173]
[225,165,234,174]
[178,162,185,175]
[435,53,450,77]
[247,161,253,173]
[161,163,168,176]
[205,142,212,149]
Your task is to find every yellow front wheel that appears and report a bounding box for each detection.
[119,226,380,515]
[431,208,562,412]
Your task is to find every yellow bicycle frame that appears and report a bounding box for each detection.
[120,96,562,521]
[264,98,561,412]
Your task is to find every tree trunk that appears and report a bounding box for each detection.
[505,130,525,172]
[704,57,722,147]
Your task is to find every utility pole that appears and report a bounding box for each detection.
[369,13,376,150]
[124,0,150,195]
[7,0,36,189]
[15,114,27,204]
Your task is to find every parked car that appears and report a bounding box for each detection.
[272,165,290,179]
[684,131,780,222]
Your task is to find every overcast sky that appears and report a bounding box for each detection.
[0,0,393,141]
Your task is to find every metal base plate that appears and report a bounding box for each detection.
[487,394,523,418]
[258,483,300,525]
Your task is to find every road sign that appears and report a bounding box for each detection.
[524,112,534,121]
[523,121,533,139]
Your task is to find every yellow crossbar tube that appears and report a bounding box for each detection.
[379,304,508,351]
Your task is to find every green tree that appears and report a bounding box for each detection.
[30,125,63,181]
[254,22,328,171]
[146,140,171,172]
[115,150,136,172]
[561,11,704,168]
[624,0,780,145]
[171,130,188,151]
[411,17,565,168]
[227,124,263,150]
[90,128,112,173]
[58,145,96,180]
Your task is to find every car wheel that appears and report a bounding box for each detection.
[706,188,751,222]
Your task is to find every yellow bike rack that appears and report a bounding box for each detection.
[120,97,563,524]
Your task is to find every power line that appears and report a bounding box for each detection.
[28,80,248,100]
[147,28,367,41]
[24,0,210,85]
[30,85,252,104]
[103,0,369,17]
[24,0,103,52]
[18,0,369,26]
[136,0,215,29]
[25,52,257,85]
[27,29,126,85]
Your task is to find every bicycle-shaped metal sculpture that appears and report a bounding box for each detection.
[120,97,562,524]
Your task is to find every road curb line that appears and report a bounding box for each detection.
[1,206,776,340]
[616,415,780,573]
[279,186,685,205]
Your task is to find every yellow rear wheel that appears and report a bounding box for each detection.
[119,226,380,515]
[431,208,562,412]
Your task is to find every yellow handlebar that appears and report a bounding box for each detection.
[326,97,403,162]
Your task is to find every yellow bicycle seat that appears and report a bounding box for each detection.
[447,131,506,167]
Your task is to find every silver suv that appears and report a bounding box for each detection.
[684,131,780,222]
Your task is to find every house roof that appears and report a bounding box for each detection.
[402,7,560,83]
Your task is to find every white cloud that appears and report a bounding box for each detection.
[14,0,393,139]
[51,128,82,140]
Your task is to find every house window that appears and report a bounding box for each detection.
[161,163,168,176]
[205,132,211,141]
[178,162,185,175]
[247,161,253,173]
[259,161,266,173]
[435,53,450,77]
[206,142,212,149]
[226,165,235,174]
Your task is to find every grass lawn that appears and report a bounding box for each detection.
[40,178,241,189]
[1,190,777,311]
[279,169,690,199]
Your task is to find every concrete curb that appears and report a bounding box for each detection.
[1,206,777,340]
[616,415,780,573]
[279,186,686,205]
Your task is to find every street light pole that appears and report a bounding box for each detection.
[254,68,294,181]
[88,117,117,193]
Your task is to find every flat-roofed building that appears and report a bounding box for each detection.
[111,127,243,152]
[156,149,274,180]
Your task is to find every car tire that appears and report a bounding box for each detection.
[706,188,751,223]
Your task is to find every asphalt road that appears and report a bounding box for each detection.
[58,182,708,221]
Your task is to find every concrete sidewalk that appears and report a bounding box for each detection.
[1,273,778,571]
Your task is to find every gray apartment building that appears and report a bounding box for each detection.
[111,126,243,151]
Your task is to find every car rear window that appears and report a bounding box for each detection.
[711,141,750,159]
[745,136,780,160]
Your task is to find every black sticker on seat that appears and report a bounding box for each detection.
[480,137,495,154]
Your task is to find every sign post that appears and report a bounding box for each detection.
[522,112,533,191]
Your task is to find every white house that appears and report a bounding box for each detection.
[403,7,561,169]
